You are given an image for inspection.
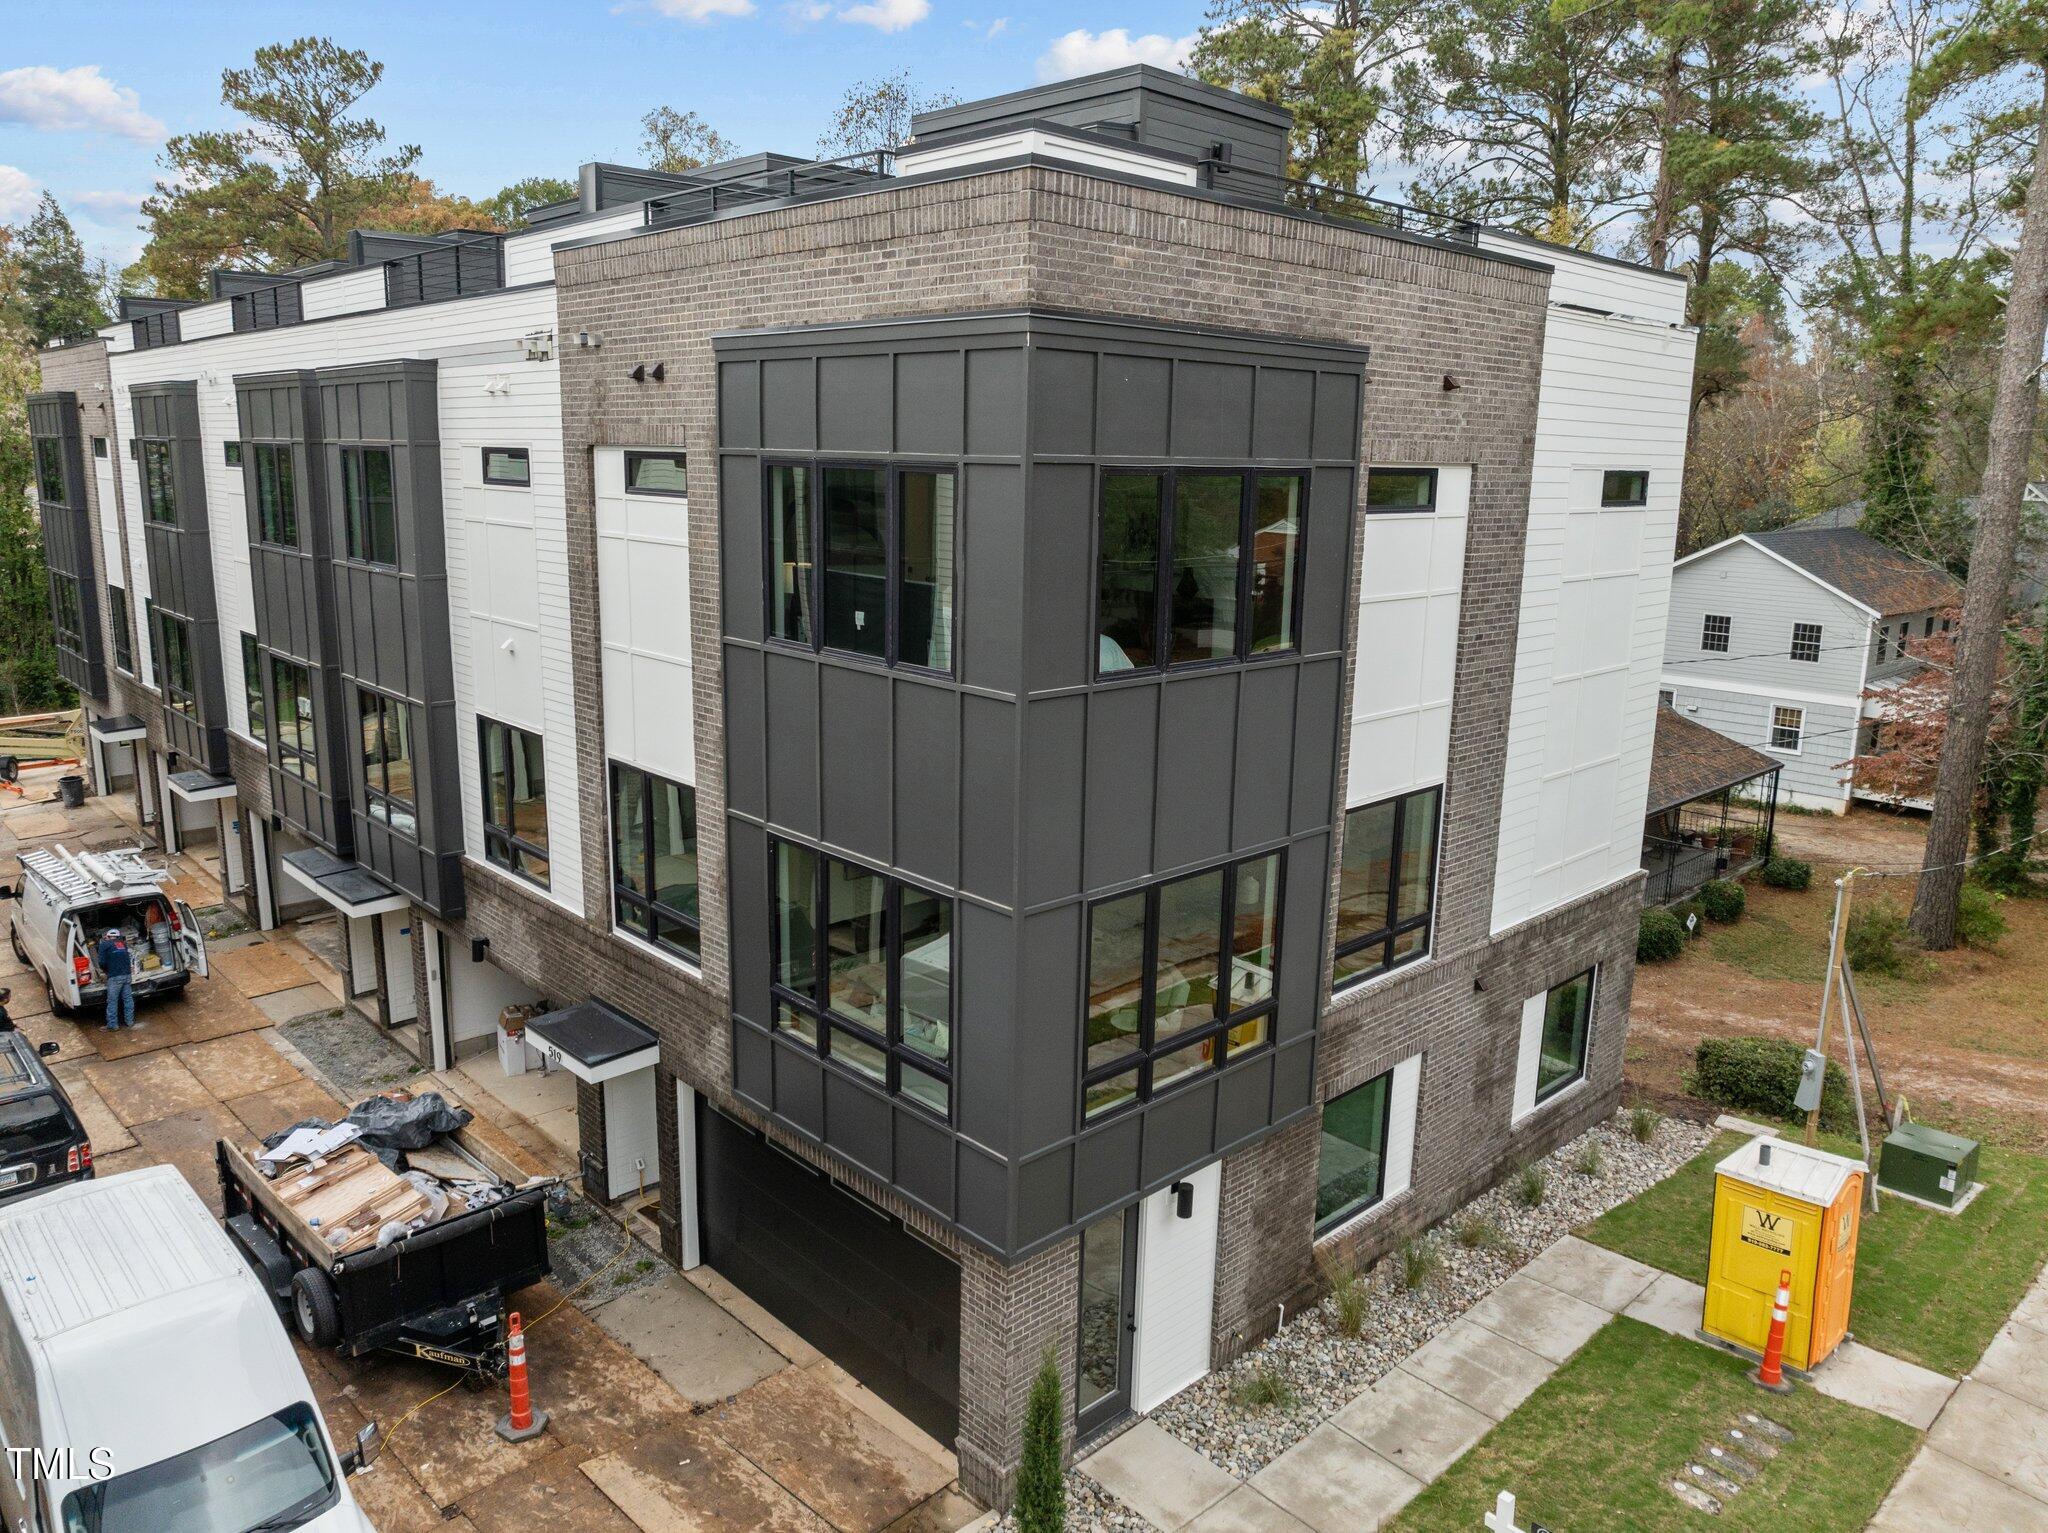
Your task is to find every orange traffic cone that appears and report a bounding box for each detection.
[1750,1268,1795,1394]
[495,1311,550,1441]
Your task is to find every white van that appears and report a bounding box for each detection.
[5,847,208,1019]
[0,1167,380,1533]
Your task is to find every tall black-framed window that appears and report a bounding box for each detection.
[141,441,176,524]
[625,450,687,497]
[340,446,397,565]
[108,586,133,673]
[763,460,955,673]
[1365,467,1437,512]
[1081,850,1282,1122]
[157,611,197,715]
[270,656,317,786]
[1332,786,1441,988]
[49,575,84,649]
[769,838,953,1119]
[33,438,66,505]
[1789,622,1822,663]
[1701,613,1730,653]
[241,634,266,744]
[1316,1069,1393,1232]
[609,763,699,963]
[1535,968,1595,1103]
[251,442,298,547]
[482,447,531,487]
[1095,468,1305,677]
[355,687,417,838]
[480,717,549,886]
[1600,469,1649,507]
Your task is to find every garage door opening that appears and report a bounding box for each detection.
[697,1103,960,1443]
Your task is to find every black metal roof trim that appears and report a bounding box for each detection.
[525,999,658,1068]
[95,280,556,355]
[909,62,1295,133]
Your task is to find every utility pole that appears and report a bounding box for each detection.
[1805,869,1860,1149]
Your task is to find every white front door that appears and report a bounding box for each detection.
[1130,1161,1222,1412]
[603,1068,658,1202]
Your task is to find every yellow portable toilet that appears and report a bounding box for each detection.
[1702,1136,1865,1372]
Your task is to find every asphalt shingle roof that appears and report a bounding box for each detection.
[1647,708,1781,815]
[1750,526,1962,617]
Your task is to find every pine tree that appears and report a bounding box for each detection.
[1014,1348,1065,1533]
[12,196,108,346]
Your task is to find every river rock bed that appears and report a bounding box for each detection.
[1145,1109,1714,1480]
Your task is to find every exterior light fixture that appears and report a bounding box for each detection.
[1169,1181,1194,1219]
[471,936,490,963]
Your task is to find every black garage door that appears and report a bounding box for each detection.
[698,1104,961,1442]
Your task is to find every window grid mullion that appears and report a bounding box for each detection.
[1154,471,1174,671]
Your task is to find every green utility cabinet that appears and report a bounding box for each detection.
[1878,1121,1980,1209]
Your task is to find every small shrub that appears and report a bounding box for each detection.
[1015,1348,1065,1533]
[1400,1239,1442,1290]
[1457,1215,1512,1253]
[1671,900,1707,938]
[1847,903,1914,977]
[1574,1140,1604,1177]
[1761,855,1813,891]
[1515,1162,1547,1208]
[1692,1036,1853,1131]
[1957,883,2008,948]
[1323,1259,1368,1337]
[1699,879,1747,923]
[1629,1104,1659,1143]
[1231,1365,1296,1411]
[1638,908,1685,963]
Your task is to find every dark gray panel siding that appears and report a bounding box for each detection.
[132,381,228,772]
[26,393,106,701]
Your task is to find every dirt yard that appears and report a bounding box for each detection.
[1628,806,2048,1149]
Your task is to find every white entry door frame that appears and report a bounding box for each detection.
[1129,1160,1222,1413]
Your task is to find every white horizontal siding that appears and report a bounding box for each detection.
[1491,306,1695,934]
[178,302,235,340]
[595,447,699,791]
[301,267,386,320]
[1348,467,1468,807]
[1477,233,1689,325]
[1666,540,1869,704]
[503,208,647,287]
[896,128,1199,186]
[1663,685,1859,809]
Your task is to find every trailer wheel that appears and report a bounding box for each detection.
[291,1269,342,1348]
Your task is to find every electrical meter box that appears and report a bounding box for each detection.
[1703,1136,1865,1373]
[1879,1121,1980,1209]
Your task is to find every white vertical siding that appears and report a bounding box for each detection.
[1130,1160,1220,1412]
[91,447,123,592]
[1490,307,1695,934]
[502,208,648,287]
[1347,466,1468,808]
[594,447,699,789]
[300,268,386,320]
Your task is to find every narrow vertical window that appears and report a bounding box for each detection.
[609,762,700,963]
[1248,476,1301,654]
[1169,474,1242,665]
[898,470,954,671]
[343,447,397,564]
[821,466,887,658]
[480,718,549,885]
[1097,473,1162,673]
[1316,1071,1392,1230]
[1536,969,1594,1101]
[767,464,812,644]
[242,634,266,743]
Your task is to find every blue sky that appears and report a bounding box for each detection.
[0,0,1212,268]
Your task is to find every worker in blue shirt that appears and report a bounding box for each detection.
[96,928,135,1030]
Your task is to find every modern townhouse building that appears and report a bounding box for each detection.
[1662,527,1962,811]
[28,65,1695,1508]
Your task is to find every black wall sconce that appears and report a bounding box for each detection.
[1169,1180,1195,1219]
[629,362,667,383]
[471,935,490,963]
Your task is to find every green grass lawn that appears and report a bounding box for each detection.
[1580,1131,2048,1375]
[1386,1319,1920,1533]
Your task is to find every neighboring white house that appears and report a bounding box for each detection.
[1662,526,1961,811]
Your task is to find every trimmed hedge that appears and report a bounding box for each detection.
[1761,855,1813,891]
[1638,908,1685,963]
[1699,879,1746,923]
[1692,1036,1853,1132]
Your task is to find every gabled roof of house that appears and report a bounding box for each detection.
[1746,527,1961,617]
[1647,708,1781,815]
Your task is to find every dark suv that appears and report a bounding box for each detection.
[0,1026,91,1205]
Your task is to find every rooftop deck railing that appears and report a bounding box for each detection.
[383,233,507,309]
[643,151,897,230]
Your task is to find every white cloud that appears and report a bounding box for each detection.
[643,0,756,18]
[69,188,144,215]
[837,0,929,30]
[0,165,38,223]
[1036,27,1196,83]
[0,65,162,142]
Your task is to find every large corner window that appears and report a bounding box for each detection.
[764,461,955,673]
[241,634,266,744]
[1082,851,1282,1122]
[141,441,176,525]
[33,437,66,505]
[610,763,699,963]
[355,688,417,838]
[157,611,197,716]
[252,442,299,547]
[1535,969,1595,1103]
[769,838,952,1118]
[341,446,397,565]
[1316,1070,1392,1231]
[49,575,84,650]
[1096,469,1304,677]
[1333,786,1440,989]
[108,586,133,673]
[481,718,549,887]
[270,656,318,786]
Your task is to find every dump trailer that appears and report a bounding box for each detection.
[217,1129,554,1382]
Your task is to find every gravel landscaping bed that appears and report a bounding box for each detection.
[1147,1109,1713,1481]
[995,1469,1154,1533]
